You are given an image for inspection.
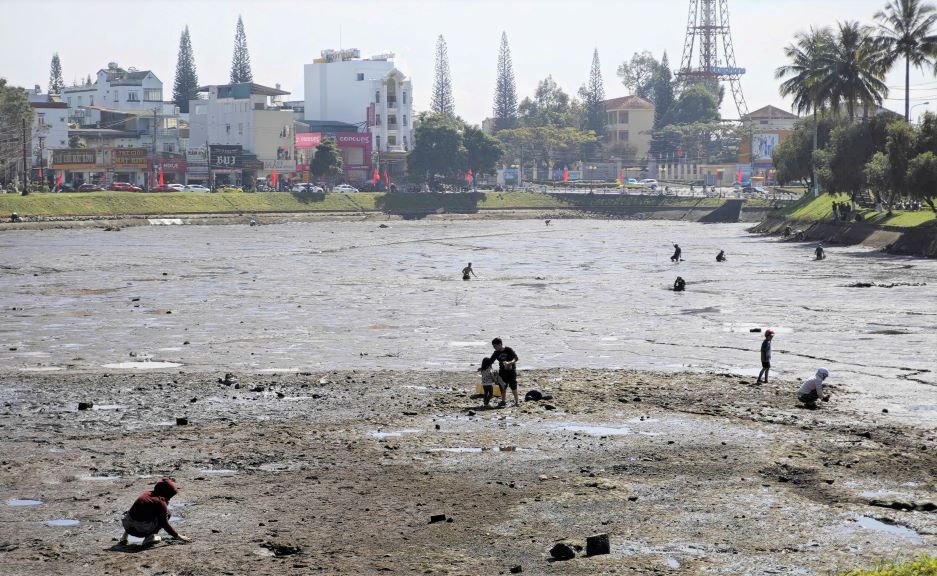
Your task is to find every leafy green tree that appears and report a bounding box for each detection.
[310,137,343,189]
[652,52,675,129]
[579,49,606,138]
[493,32,518,132]
[864,151,890,202]
[616,51,658,100]
[463,124,503,177]
[916,110,937,152]
[907,151,937,210]
[48,53,64,95]
[772,115,841,187]
[497,126,597,179]
[408,113,466,185]
[882,120,916,208]
[0,78,32,187]
[816,115,889,200]
[432,35,455,117]
[173,26,200,113]
[875,0,937,121]
[666,84,719,125]
[819,21,888,119]
[519,76,582,128]
[230,15,253,84]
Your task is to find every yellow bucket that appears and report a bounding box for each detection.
[476,383,502,397]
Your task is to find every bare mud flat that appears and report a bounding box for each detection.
[1,369,934,575]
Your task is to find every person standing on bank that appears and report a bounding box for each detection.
[489,338,519,407]
[756,329,774,384]
[462,262,477,281]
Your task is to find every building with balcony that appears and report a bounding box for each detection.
[602,95,655,164]
[26,87,69,182]
[62,62,164,124]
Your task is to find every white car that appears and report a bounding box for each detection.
[291,183,324,194]
[185,184,210,193]
[332,184,358,193]
[640,179,659,188]
[167,183,186,191]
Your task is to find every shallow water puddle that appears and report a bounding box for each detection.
[559,424,632,436]
[858,490,913,499]
[20,366,65,372]
[46,519,79,527]
[427,446,520,453]
[79,475,121,481]
[855,516,923,544]
[369,429,421,439]
[198,468,238,475]
[7,499,43,506]
[101,361,182,370]
[91,404,124,411]
[665,557,681,569]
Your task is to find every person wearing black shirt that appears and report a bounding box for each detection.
[671,243,682,262]
[489,337,519,407]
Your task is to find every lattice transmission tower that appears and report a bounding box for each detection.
[677,0,748,120]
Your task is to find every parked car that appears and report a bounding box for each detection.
[640,178,659,189]
[291,183,324,194]
[54,183,76,193]
[108,182,142,192]
[167,183,186,191]
[185,184,210,193]
[626,178,639,186]
[149,185,177,192]
[77,183,104,192]
[333,184,358,193]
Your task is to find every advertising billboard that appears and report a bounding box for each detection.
[209,145,242,169]
[111,148,148,167]
[753,133,780,161]
[52,149,97,168]
[295,133,323,149]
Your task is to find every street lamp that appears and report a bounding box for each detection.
[911,102,930,123]
[588,164,596,193]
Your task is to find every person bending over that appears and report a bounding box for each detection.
[119,478,190,546]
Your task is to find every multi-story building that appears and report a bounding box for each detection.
[303,49,413,178]
[26,87,69,183]
[188,82,295,187]
[62,62,164,123]
[740,105,800,183]
[603,95,655,163]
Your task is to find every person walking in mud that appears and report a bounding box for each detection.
[118,477,190,546]
[462,262,477,281]
[756,329,774,384]
[815,243,826,260]
[671,243,682,262]
[798,368,830,409]
[489,338,520,407]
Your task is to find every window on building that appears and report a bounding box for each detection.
[618,111,629,124]
[226,124,231,134]
[403,114,407,127]
[375,113,381,125]
[238,123,243,135]
[388,135,397,146]
[356,73,364,81]
[402,91,407,104]
[89,96,94,106]
[607,112,615,124]
[618,130,629,142]
[403,136,408,151]
[144,89,161,101]
[375,91,380,103]
[376,135,381,150]
[128,91,139,102]
[163,143,174,153]
[67,97,72,107]
[388,115,397,127]
[38,113,46,126]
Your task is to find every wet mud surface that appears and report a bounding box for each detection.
[1,369,935,575]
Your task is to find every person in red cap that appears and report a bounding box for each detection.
[756,329,774,384]
[118,477,190,545]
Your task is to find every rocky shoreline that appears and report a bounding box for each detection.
[751,216,937,258]
[1,368,934,575]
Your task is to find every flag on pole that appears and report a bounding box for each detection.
[465,169,473,185]
[563,167,569,183]
[372,167,380,183]
[55,172,63,188]
[158,166,164,187]
[38,167,43,179]
[384,169,390,188]
[737,167,742,183]
[271,169,278,188]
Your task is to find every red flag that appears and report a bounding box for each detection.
[55,172,63,187]
[271,169,278,188]
[384,169,389,187]
[466,169,473,185]
[563,167,569,183]
[737,167,742,183]
[372,168,379,183]
[158,166,164,186]
[38,167,43,179]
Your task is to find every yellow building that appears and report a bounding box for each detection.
[603,95,655,163]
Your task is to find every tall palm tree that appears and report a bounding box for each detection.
[875,0,937,122]
[776,27,834,196]
[819,22,889,120]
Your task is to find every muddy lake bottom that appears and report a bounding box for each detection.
[1,369,935,575]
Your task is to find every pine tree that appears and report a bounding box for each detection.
[230,15,253,84]
[581,48,606,136]
[493,32,518,132]
[431,35,454,116]
[86,74,92,86]
[173,26,200,113]
[653,52,675,129]
[48,53,64,95]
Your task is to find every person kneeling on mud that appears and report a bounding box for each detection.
[119,477,190,545]
[798,368,831,408]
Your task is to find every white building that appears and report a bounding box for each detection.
[303,49,413,155]
[26,87,69,179]
[62,62,164,124]
[188,82,295,185]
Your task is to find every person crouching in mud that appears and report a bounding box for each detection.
[490,338,519,407]
[462,262,477,281]
[119,477,190,546]
[716,250,726,262]
[798,368,831,408]
[815,243,826,260]
[673,276,686,292]
[671,243,682,262]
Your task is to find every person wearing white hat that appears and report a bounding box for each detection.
[798,368,831,408]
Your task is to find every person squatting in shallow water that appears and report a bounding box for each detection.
[798,368,831,408]
[119,477,190,545]
[489,338,520,407]
[673,276,686,292]
[757,329,774,384]
[462,262,477,281]
[815,243,826,260]
[716,250,726,262]
[477,356,503,407]
[671,243,682,262]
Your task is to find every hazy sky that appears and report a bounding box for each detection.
[4,0,937,123]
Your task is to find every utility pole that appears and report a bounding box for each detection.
[38,136,45,190]
[22,118,28,193]
[151,107,159,190]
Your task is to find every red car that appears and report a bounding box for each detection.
[108,182,143,192]
[78,183,104,192]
